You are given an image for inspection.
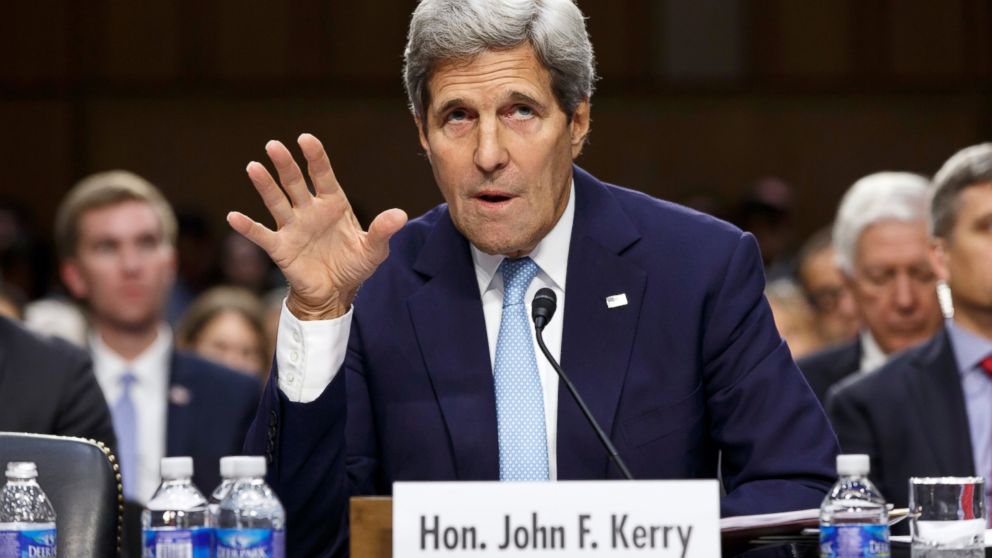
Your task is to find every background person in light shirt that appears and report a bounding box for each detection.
[54,170,260,557]
[828,143,992,515]
[797,172,943,405]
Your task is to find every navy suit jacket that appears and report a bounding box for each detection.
[166,352,261,493]
[245,166,839,557]
[827,328,974,511]
[797,337,862,406]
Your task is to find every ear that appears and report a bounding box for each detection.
[415,115,431,160]
[569,99,592,158]
[60,258,89,300]
[929,238,950,283]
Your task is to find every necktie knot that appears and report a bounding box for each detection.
[119,371,136,393]
[500,257,539,307]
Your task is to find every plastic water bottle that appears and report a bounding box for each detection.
[0,462,57,557]
[215,456,285,558]
[208,457,240,522]
[142,456,211,557]
[820,454,890,558]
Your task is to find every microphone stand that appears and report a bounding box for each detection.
[534,326,634,480]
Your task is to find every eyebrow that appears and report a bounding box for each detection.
[431,91,550,122]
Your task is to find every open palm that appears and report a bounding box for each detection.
[228,133,407,320]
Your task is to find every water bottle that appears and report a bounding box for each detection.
[820,454,890,558]
[208,457,240,522]
[142,456,211,557]
[215,456,285,558]
[0,462,57,557]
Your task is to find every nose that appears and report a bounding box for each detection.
[119,245,143,275]
[891,273,918,313]
[473,116,509,175]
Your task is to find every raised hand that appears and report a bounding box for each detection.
[227,133,407,320]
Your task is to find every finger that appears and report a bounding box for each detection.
[365,208,408,264]
[298,133,341,196]
[246,161,292,227]
[227,211,278,255]
[265,140,312,208]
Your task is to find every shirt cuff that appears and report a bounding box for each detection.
[275,299,352,403]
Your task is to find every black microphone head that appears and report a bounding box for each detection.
[531,288,557,330]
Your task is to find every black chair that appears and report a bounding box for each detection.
[0,432,122,557]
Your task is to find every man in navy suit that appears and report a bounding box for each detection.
[230,1,838,555]
[56,170,259,557]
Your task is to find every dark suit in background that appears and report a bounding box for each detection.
[246,166,840,557]
[827,329,973,511]
[797,338,862,406]
[0,315,116,449]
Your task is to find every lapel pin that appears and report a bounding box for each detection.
[606,293,628,309]
[169,385,191,406]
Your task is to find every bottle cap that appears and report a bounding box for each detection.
[160,456,194,479]
[219,456,259,478]
[837,454,870,476]
[5,462,38,479]
[229,456,266,478]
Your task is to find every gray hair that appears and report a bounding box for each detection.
[930,143,992,239]
[403,0,596,122]
[832,172,930,275]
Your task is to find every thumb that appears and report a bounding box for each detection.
[366,208,408,263]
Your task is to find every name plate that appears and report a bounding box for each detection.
[393,480,720,557]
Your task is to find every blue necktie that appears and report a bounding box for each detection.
[494,257,549,481]
[112,371,138,500]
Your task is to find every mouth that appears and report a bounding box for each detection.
[472,190,517,206]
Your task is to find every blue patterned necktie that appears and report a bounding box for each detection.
[494,257,549,481]
[112,371,138,500]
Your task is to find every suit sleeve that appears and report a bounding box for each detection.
[51,345,118,452]
[244,316,375,558]
[701,232,839,515]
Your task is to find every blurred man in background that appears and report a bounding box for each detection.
[796,226,860,348]
[55,170,260,556]
[829,143,992,511]
[798,172,943,404]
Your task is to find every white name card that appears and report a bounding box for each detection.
[393,480,720,557]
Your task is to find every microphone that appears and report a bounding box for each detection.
[530,288,634,480]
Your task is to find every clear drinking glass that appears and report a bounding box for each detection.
[909,476,986,558]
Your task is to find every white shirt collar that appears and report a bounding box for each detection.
[471,180,575,296]
[859,328,888,373]
[90,324,173,390]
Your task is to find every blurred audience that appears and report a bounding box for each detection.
[732,177,797,281]
[0,282,24,320]
[54,170,260,558]
[22,297,88,347]
[176,286,269,380]
[165,210,216,325]
[797,172,943,405]
[766,278,822,359]
[217,231,279,295]
[796,226,860,345]
[828,143,992,512]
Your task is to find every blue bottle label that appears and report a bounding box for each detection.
[215,528,285,558]
[820,524,890,557]
[142,527,212,558]
[0,526,57,558]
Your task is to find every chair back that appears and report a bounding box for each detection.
[0,432,122,557]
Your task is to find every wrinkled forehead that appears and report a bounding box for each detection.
[426,45,554,110]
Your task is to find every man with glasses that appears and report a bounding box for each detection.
[798,172,943,405]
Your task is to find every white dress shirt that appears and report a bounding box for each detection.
[276,182,576,480]
[91,325,172,504]
[858,329,888,374]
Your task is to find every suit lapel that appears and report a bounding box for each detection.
[557,167,645,479]
[408,213,500,480]
[165,352,194,457]
[904,330,975,475]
